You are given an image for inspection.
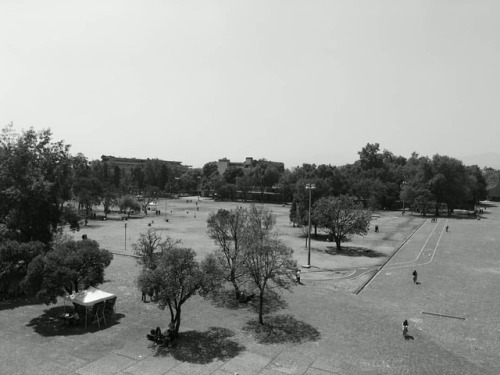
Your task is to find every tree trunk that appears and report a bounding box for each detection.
[258,290,264,325]
[232,279,241,300]
[335,238,342,251]
[173,307,181,337]
[167,307,181,339]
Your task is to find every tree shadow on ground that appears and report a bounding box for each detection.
[480,202,497,208]
[445,215,488,221]
[247,290,288,315]
[209,289,246,310]
[243,314,320,344]
[152,327,245,364]
[325,246,386,258]
[26,305,125,336]
[209,288,287,314]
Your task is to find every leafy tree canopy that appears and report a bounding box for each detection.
[0,124,73,244]
[23,239,113,305]
[137,247,223,337]
[312,195,372,250]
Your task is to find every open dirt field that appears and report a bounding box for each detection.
[70,197,424,287]
[1,198,499,374]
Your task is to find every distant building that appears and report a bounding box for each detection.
[215,157,284,175]
[216,157,254,175]
[101,155,186,174]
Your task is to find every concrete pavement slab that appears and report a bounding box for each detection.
[267,351,315,374]
[169,358,225,374]
[218,351,273,375]
[75,353,137,375]
[113,338,154,360]
[123,355,182,375]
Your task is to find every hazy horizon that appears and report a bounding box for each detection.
[2,1,499,170]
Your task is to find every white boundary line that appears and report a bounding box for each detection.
[355,219,426,294]
[389,219,439,266]
[386,219,448,270]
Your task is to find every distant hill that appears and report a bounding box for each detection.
[459,152,500,169]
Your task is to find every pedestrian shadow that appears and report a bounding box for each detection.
[243,314,321,344]
[153,327,245,364]
[325,246,386,258]
[26,305,125,336]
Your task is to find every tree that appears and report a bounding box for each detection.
[23,239,113,304]
[207,208,248,299]
[61,205,82,232]
[202,162,219,179]
[215,183,237,201]
[312,195,372,250]
[118,195,142,217]
[430,155,470,215]
[132,229,180,270]
[72,176,102,217]
[137,247,223,337]
[236,173,253,202]
[140,186,160,214]
[178,168,202,194]
[91,160,118,217]
[357,142,384,170]
[0,240,45,297]
[222,167,244,185]
[0,125,73,244]
[244,235,297,325]
[242,205,296,325]
[466,165,487,203]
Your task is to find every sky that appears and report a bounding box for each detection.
[2,0,500,169]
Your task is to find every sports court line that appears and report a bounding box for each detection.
[386,219,447,270]
[354,219,426,295]
[422,311,466,320]
[389,219,440,266]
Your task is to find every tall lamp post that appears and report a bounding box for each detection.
[124,223,127,251]
[401,180,407,214]
[304,183,315,268]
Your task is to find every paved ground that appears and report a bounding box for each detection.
[1,202,499,374]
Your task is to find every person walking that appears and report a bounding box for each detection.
[296,269,302,285]
[446,225,449,232]
[402,319,414,340]
[402,319,409,336]
[412,270,418,284]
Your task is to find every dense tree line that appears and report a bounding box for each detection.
[199,144,488,224]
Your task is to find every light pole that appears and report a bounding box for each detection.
[124,223,127,251]
[401,180,407,214]
[304,183,315,268]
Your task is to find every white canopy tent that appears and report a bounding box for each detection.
[64,286,116,328]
